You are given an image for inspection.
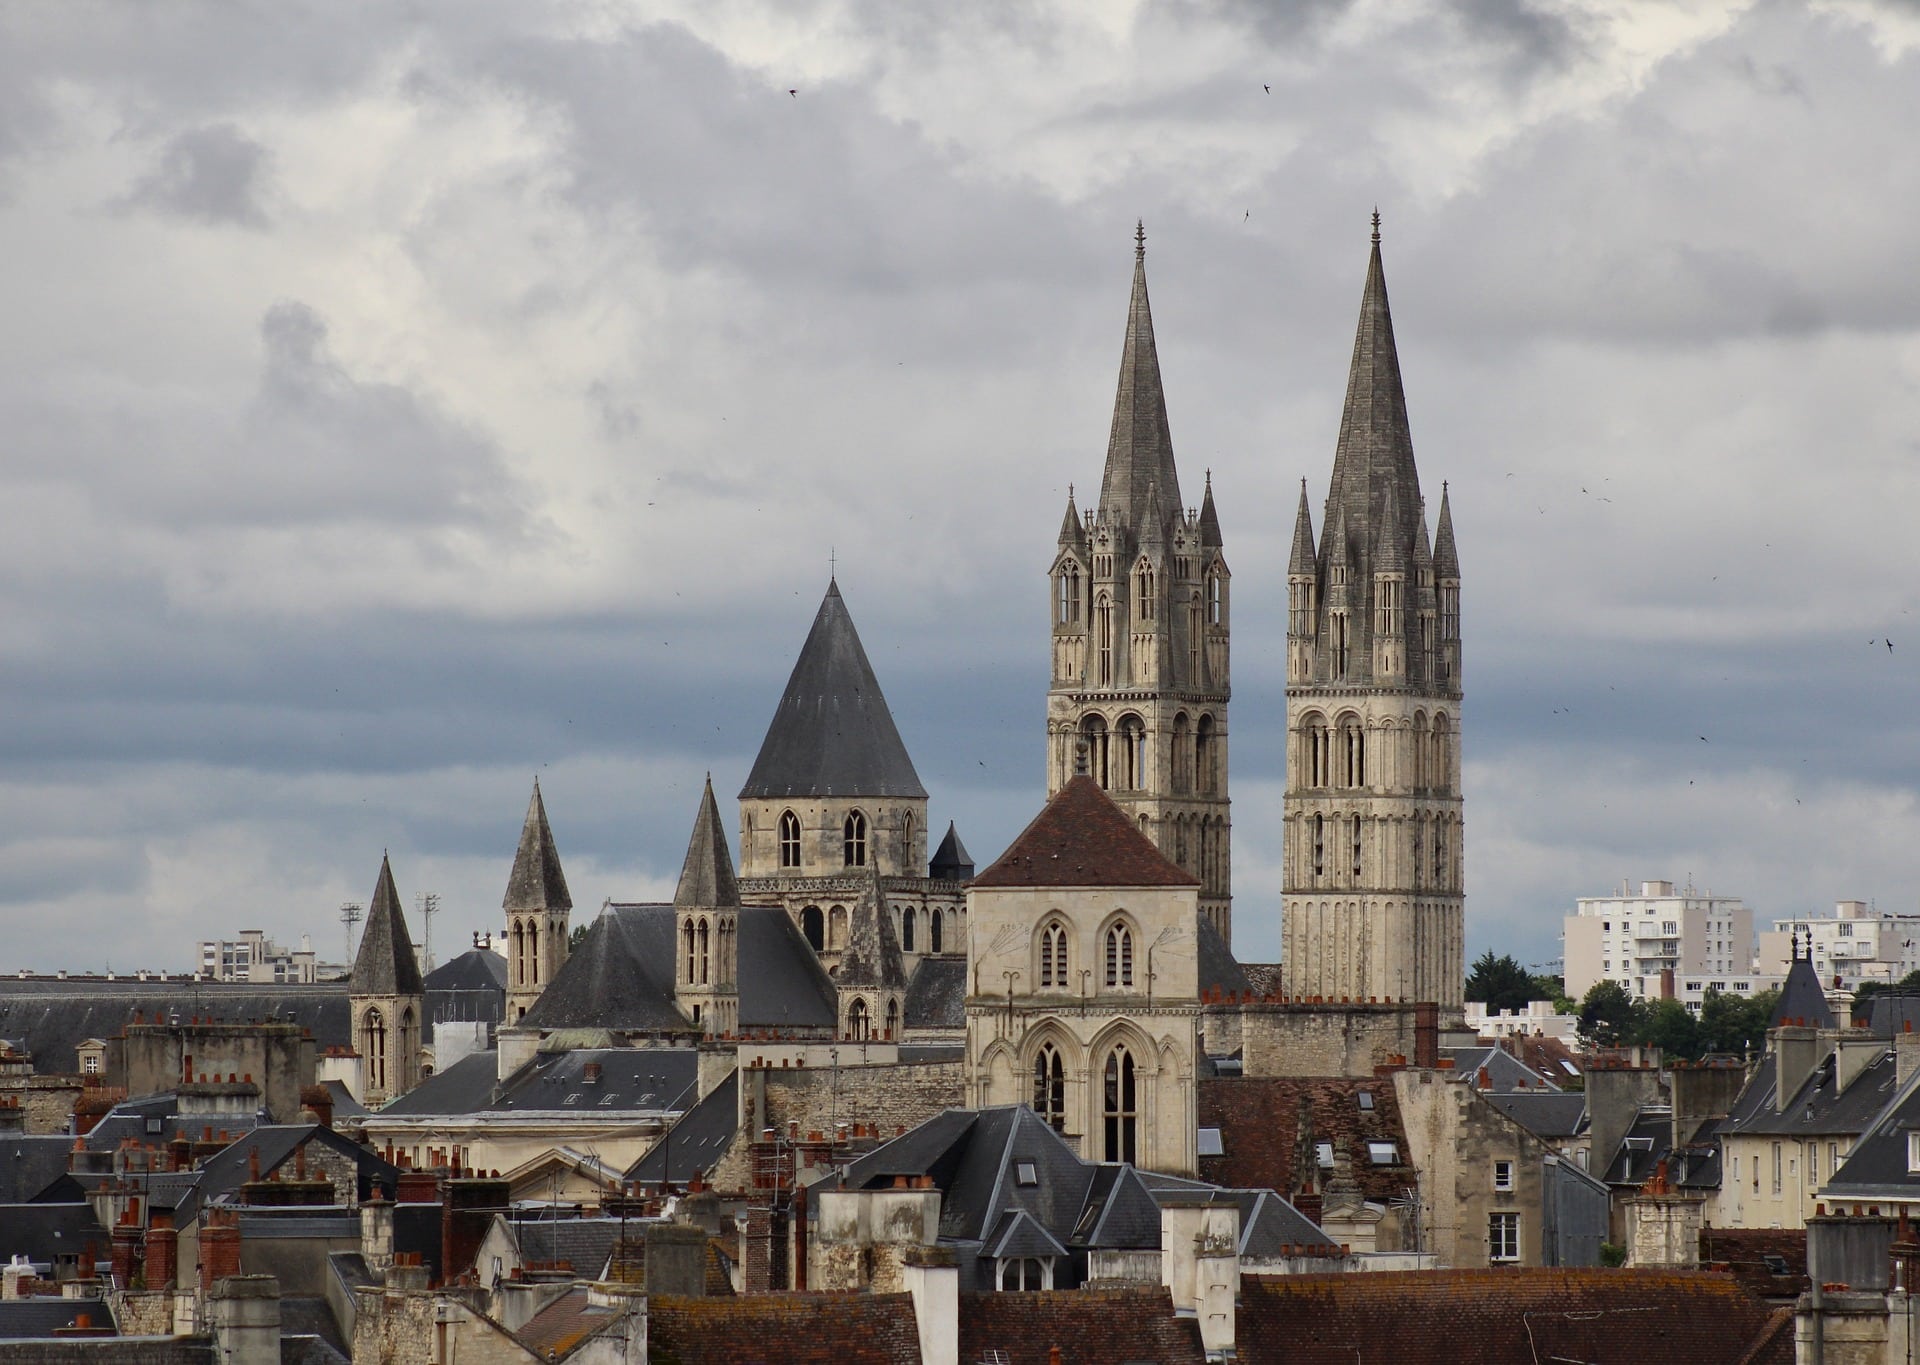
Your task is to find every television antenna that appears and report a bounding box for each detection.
[416,893,441,972]
[339,902,364,964]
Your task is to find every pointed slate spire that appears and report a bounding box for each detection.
[1288,480,1317,576]
[837,866,908,990]
[1373,482,1409,573]
[1327,213,1424,571]
[1323,499,1350,577]
[739,580,929,800]
[1433,483,1460,580]
[352,853,423,997]
[1413,496,1433,569]
[675,776,740,908]
[1097,222,1183,527]
[503,778,572,915]
[929,822,974,881]
[1057,486,1088,552]
[1138,480,1168,554]
[1197,470,1223,549]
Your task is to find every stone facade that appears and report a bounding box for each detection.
[1282,223,1464,1012]
[1234,1000,1439,1080]
[1047,232,1232,941]
[809,1185,940,1293]
[713,1060,965,1192]
[502,781,571,1026]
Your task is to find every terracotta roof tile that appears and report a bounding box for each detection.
[958,1287,1203,1365]
[648,1292,921,1365]
[1198,1077,1415,1203]
[1239,1269,1783,1365]
[1700,1227,1809,1300]
[971,777,1199,889]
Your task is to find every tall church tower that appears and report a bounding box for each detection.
[674,777,740,1039]
[1281,216,1464,1010]
[503,779,572,1024]
[1047,225,1233,942]
[350,854,425,1106]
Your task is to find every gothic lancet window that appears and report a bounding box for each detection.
[885,998,899,1040]
[844,810,867,867]
[847,998,870,1040]
[901,907,916,953]
[1103,1046,1138,1164]
[1331,611,1351,679]
[1196,715,1217,794]
[697,918,710,985]
[1057,563,1083,624]
[801,905,824,951]
[1208,572,1224,624]
[929,910,943,955]
[1096,594,1114,686]
[1312,813,1325,880]
[1104,924,1134,988]
[362,1008,387,1092]
[1350,814,1363,881]
[683,921,696,985]
[778,811,801,869]
[1040,921,1068,988]
[1034,1045,1066,1131]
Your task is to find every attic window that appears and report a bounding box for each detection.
[1558,1060,1579,1077]
[1908,1131,1920,1174]
[599,1093,617,1106]
[1626,1137,1654,1151]
[1015,1161,1039,1187]
[146,1119,164,1134]
[1315,1142,1334,1169]
[1357,1091,1375,1111]
[564,1093,582,1106]
[1197,1127,1224,1158]
[1367,1142,1397,1165]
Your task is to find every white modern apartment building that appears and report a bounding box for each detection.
[1562,879,1754,1002]
[1758,901,1920,992]
[196,929,328,983]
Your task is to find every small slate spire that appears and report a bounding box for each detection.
[1138,479,1168,553]
[1288,479,1317,576]
[1374,482,1409,574]
[1433,483,1460,580]
[352,853,423,997]
[674,776,740,909]
[1198,469,1223,549]
[503,778,572,915]
[929,822,974,881]
[1058,486,1087,551]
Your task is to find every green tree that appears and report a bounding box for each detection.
[568,923,590,951]
[1642,997,1706,1061]
[1529,972,1566,1005]
[1466,951,1537,1014]
[1699,987,1779,1055]
[1578,980,1645,1047]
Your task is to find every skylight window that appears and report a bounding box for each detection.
[1316,1142,1334,1169]
[1367,1142,1397,1165]
[1357,1091,1375,1111]
[563,1093,582,1106]
[1015,1160,1039,1187]
[1197,1127,1223,1157]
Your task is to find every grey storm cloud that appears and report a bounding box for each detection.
[0,0,1917,974]
[123,123,272,227]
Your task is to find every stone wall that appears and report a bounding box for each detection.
[352,1288,437,1365]
[0,1075,85,1133]
[715,1062,963,1190]
[810,1187,940,1293]
[1238,1002,1434,1080]
[108,1289,175,1337]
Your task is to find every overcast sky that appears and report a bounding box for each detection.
[1,0,1917,978]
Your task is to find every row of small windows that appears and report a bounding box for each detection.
[507,916,562,991]
[1298,713,1451,791]
[844,996,899,1041]
[1035,919,1135,990]
[801,903,949,955]
[680,915,735,986]
[1055,560,1226,628]
[1078,713,1219,794]
[775,808,908,869]
[1306,812,1453,884]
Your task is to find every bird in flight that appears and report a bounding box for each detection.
[789,88,797,97]
[1263,84,1271,92]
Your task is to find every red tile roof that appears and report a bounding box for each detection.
[958,1287,1204,1365]
[1700,1227,1808,1301]
[517,1287,618,1359]
[1239,1269,1783,1365]
[1198,1077,1415,1203]
[648,1292,922,1365]
[970,776,1199,889]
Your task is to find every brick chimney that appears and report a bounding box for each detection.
[110,1212,142,1289]
[200,1208,243,1289]
[145,1210,177,1290]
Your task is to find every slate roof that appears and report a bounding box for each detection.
[175,1124,399,1223]
[1197,1077,1417,1203]
[425,950,507,994]
[0,1135,80,1204]
[971,776,1200,890]
[1094,229,1185,525]
[0,980,351,1073]
[1598,1108,1677,1187]
[1822,1065,1920,1199]
[903,957,966,1032]
[1484,1090,1588,1141]
[0,1298,115,1338]
[929,822,973,881]
[1720,1048,1897,1139]
[510,1217,625,1278]
[279,1298,350,1359]
[1226,1188,1341,1258]
[376,1049,499,1117]
[1240,1269,1789,1365]
[517,1286,636,1360]
[739,580,927,801]
[493,1048,696,1115]
[959,1287,1204,1365]
[1197,916,1251,997]
[1773,956,1836,1029]
[0,1202,105,1266]
[1442,1045,1562,1093]
[523,905,836,1033]
[1288,480,1317,576]
[503,780,572,915]
[648,1292,924,1365]
[837,870,908,991]
[625,1072,738,1185]
[350,855,423,998]
[1700,1226,1809,1301]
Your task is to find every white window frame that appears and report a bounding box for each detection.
[1489,1211,1520,1263]
[1493,1159,1514,1191]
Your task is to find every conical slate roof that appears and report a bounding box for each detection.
[1198,472,1223,549]
[1058,489,1087,552]
[1433,484,1460,580]
[1773,941,1836,1030]
[1096,225,1183,525]
[1288,480,1317,577]
[971,776,1199,889]
[930,822,974,881]
[837,868,908,990]
[1325,216,1425,576]
[503,779,571,914]
[739,581,928,801]
[674,777,740,909]
[352,854,423,997]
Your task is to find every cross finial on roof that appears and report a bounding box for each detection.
[1371,207,1381,244]
[829,546,836,581]
[1135,219,1146,260]
[1068,482,1074,499]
